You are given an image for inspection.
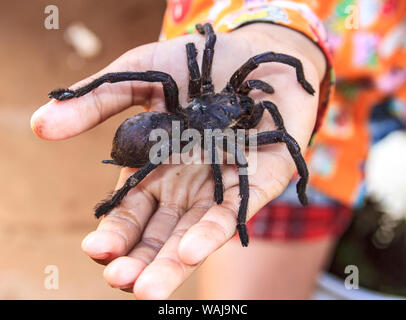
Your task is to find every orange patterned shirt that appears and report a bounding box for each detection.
[160,0,406,208]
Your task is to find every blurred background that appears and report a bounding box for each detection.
[1,0,405,300]
[0,0,199,299]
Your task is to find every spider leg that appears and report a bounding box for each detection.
[238,80,274,95]
[260,100,285,130]
[94,161,159,218]
[235,100,283,130]
[94,140,172,218]
[210,136,224,204]
[230,52,315,95]
[48,71,181,114]
[260,102,307,205]
[234,143,250,247]
[211,163,224,204]
[219,136,250,246]
[186,43,202,101]
[102,159,121,166]
[196,23,216,94]
[242,100,307,204]
[246,130,309,206]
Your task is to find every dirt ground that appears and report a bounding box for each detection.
[0,0,198,299]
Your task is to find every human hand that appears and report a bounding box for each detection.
[31,23,325,299]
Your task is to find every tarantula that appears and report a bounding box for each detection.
[49,23,313,247]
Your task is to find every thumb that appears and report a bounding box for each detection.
[31,42,160,140]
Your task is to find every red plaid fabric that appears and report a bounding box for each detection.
[245,203,353,241]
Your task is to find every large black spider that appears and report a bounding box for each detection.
[49,23,313,247]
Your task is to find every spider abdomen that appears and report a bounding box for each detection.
[110,112,184,168]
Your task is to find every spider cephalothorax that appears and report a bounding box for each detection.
[49,23,313,247]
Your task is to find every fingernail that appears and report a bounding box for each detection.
[91,252,111,260]
[30,101,56,138]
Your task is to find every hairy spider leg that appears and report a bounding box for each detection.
[102,159,121,166]
[231,142,250,247]
[218,135,250,246]
[94,140,172,218]
[48,71,181,114]
[211,163,224,204]
[238,80,274,95]
[236,100,308,205]
[210,135,224,204]
[260,101,285,130]
[229,52,315,95]
[246,130,309,206]
[186,43,202,100]
[256,101,307,204]
[234,99,284,131]
[94,162,159,218]
[196,23,216,94]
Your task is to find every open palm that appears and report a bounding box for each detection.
[31,23,322,299]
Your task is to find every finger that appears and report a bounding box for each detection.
[103,165,215,290]
[103,256,146,290]
[31,42,161,140]
[103,200,211,294]
[103,201,185,288]
[81,168,157,264]
[178,183,278,266]
[132,202,211,299]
